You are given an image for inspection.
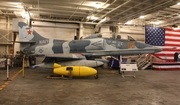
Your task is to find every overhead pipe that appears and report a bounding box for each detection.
[95,0,132,29]
[100,0,132,19]
[158,10,175,14]
[163,8,180,12]
[68,0,86,20]
[86,0,110,22]
[38,0,39,18]
[154,10,179,21]
[118,0,177,23]
[111,0,149,18]
[94,0,114,15]
[157,15,180,27]
[32,18,98,25]
[0,13,15,15]
[125,7,179,27]
[119,0,175,22]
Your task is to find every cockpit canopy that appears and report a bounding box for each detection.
[116,35,135,41]
[83,33,136,41]
[83,34,102,39]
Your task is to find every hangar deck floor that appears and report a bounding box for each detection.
[0,67,180,105]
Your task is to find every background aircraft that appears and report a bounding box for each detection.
[18,22,162,68]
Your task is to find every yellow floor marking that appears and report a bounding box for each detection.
[4,82,9,85]
[0,69,22,91]
[1,85,6,88]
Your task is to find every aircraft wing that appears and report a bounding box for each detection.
[84,47,160,56]
[45,53,86,60]
[44,47,159,59]
[41,53,86,63]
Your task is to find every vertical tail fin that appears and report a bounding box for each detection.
[18,22,48,44]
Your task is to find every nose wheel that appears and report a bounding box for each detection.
[94,74,98,79]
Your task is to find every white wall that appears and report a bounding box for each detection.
[100,26,112,38]
[14,34,20,55]
[31,21,79,28]
[0,18,13,54]
[82,25,113,38]
[83,24,95,38]
[0,18,12,43]
[12,18,27,32]
[118,26,145,42]
[31,21,77,40]
[32,27,76,40]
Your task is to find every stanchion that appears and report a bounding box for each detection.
[5,58,11,81]
[7,64,9,80]
[22,55,25,78]
[95,61,99,79]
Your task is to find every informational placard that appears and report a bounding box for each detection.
[120,63,138,71]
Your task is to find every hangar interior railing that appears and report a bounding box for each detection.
[136,54,153,70]
[110,54,153,70]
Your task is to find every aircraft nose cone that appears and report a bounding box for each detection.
[154,47,162,53]
[96,61,104,66]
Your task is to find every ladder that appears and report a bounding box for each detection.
[136,54,153,70]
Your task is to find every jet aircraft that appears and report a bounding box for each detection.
[18,22,162,68]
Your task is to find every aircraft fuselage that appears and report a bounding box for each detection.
[23,38,160,56]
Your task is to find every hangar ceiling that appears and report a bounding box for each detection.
[0,0,180,27]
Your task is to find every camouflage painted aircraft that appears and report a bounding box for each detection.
[18,22,162,68]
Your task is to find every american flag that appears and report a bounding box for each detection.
[145,26,180,61]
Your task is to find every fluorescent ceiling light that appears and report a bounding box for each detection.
[99,17,110,23]
[87,15,99,20]
[9,2,22,5]
[10,2,24,8]
[173,28,180,30]
[16,5,24,8]
[155,21,160,25]
[118,23,122,24]
[95,2,103,8]
[139,16,145,19]
[125,21,132,24]
[89,2,109,9]
[21,11,30,20]
[151,21,161,25]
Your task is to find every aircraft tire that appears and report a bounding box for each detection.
[94,74,98,79]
